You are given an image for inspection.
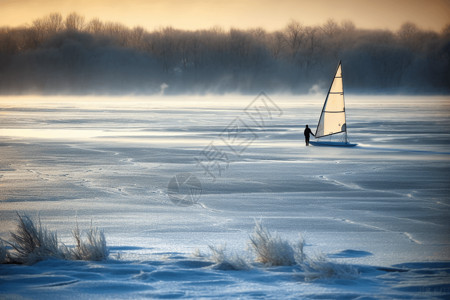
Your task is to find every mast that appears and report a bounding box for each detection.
[341,61,348,143]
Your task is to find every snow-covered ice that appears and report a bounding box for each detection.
[0,94,449,299]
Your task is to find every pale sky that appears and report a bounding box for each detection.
[0,0,449,32]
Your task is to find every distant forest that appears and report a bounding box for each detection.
[0,13,449,94]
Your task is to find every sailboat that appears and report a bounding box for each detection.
[310,61,357,147]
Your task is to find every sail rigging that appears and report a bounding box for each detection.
[314,61,347,141]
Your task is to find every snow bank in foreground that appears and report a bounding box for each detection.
[3,215,356,280]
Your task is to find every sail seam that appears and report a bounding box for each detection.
[315,131,345,138]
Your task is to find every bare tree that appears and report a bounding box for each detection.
[128,26,146,49]
[302,26,319,72]
[86,18,103,34]
[398,22,419,41]
[321,19,339,37]
[340,20,356,32]
[65,12,85,32]
[32,13,63,43]
[267,31,285,59]
[283,20,304,61]
[103,21,129,45]
[47,13,64,33]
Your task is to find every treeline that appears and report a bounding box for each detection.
[0,12,449,94]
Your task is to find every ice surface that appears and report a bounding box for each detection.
[0,95,449,298]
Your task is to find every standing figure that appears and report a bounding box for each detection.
[304,125,315,146]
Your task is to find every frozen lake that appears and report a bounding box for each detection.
[1,94,449,298]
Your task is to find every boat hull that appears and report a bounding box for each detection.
[309,141,357,147]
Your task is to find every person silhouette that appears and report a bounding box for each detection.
[304,125,315,146]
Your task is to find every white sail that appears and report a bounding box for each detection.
[315,62,347,139]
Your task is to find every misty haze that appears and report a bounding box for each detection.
[0,12,449,94]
